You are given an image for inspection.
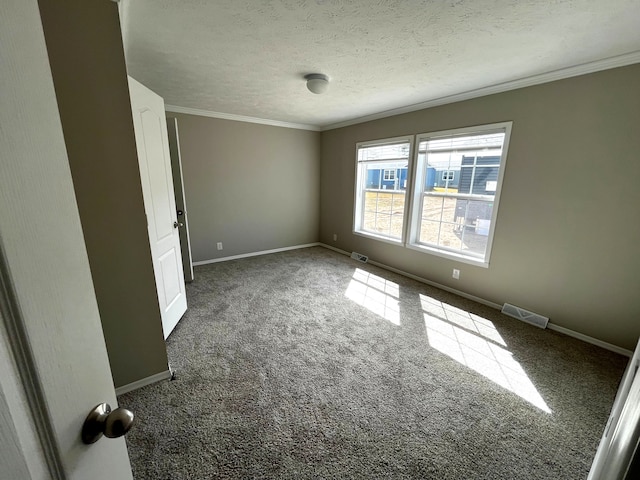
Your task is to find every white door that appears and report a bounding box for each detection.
[129,77,188,339]
[0,0,132,477]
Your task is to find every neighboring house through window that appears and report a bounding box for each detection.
[353,137,412,242]
[383,169,396,181]
[353,123,512,266]
[442,170,454,181]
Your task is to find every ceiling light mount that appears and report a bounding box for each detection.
[304,73,329,94]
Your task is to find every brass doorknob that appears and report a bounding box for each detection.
[173,221,183,228]
[81,403,135,444]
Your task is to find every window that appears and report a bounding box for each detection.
[353,137,412,243]
[383,169,396,181]
[352,123,511,266]
[408,123,511,265]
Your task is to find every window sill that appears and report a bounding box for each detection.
[406,242,490,268]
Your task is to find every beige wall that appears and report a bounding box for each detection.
[171,114,321,262]
[320,64,640,351]
[38,0,168,387]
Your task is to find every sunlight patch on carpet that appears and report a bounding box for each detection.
[345,268,400,325]
[421,294,551,413]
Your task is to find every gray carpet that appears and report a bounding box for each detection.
[119,246,627,479]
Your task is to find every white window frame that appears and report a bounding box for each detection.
[353,136,414,245]
[407,122,512,267]
[442,170,454,181]
[383,169,396,181]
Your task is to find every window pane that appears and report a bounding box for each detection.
[390,214,404,237]
[363,161,407,191]
[451,198,465,225]
[411,125,510,263]
[358,142,410,161]
[461,224,489,257]
[425,132,505,153]
[422,195,444,221]
[459,200,493,256]
[363,190,405,239]
[355,139,411,242]
[420,220,440,245]
[437,222,463,251]
[467,200,494,223]
[420,219,464,251]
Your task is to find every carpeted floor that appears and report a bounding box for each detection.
[119,246,627,479]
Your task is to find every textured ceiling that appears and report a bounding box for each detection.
[120,0,640,129]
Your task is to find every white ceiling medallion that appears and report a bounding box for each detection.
[304,73,329,94]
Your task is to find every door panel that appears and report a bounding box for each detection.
[160,249,182,306]
[141,111,174,240]
[0,1,132,477]
[129,77,188,339]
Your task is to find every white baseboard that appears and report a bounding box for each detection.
[546,323,632,357]
[368,257,503,310]
[321,243,501,309]
[115,369,173,396]
[318,243,632,357]
[192,243,321,266]
[320,243,350,257]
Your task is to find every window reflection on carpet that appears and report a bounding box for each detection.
[345,268,400,325]
[421,294,551,413]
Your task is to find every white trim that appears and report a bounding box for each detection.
[383,168,396,181]
[165,105,320,132]
[318,243,633,357]
[353,136,414,244]
[405,243,490,268]
[192,243,321,266]
[547,323,632,357]
[0,246,64,479]
[320,243,500,308]
[407,121,512,268]
[165,53,640,133]
[368,256,502,309]
[115,369,172,396]
[320,244,351,257]
[322,51,640,131]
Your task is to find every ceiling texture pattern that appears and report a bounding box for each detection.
[120,0,640,130]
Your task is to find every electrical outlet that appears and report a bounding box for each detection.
[452,268,460,279]
[217,242,223,250]
[333,233,337,241]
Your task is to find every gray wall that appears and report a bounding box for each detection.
[171,114,321,262]
[320,64,640,351]
[38,0,168,388]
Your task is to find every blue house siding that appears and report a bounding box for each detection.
[366,166,438,191]
[458,156,500,195]
[433,169,460,189]
[366,166,409,190]
[455,155,501,225]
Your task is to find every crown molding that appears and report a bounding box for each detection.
[164,52,640,133]
[164,105,321,131]
[321,51,640,131]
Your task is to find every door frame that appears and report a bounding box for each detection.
[0,249,63,478]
